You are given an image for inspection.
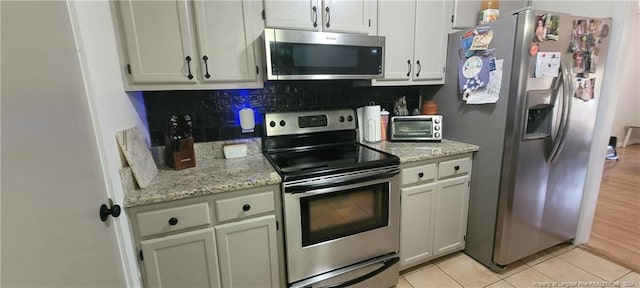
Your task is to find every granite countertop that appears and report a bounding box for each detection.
[122,153,281,208]
[122,138,478,208]
[362,139,479,163]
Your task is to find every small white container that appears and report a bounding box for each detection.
[223,143,248,159]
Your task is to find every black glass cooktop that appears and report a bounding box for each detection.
[265,143,399,181]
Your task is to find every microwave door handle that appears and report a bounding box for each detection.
[285,168,400,194]
[322,256,399,288]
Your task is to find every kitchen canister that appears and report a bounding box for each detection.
[239,108,255,133]
[380,109,390,141]
[422,100,439,115]
[363,105,381,142]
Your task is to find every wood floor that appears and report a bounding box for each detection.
[585,144,640,272]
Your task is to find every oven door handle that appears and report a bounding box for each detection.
[285,168,400,194]
[322,255,399,288]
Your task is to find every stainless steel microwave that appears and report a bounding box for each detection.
[390,115,442,141]
[263,28,385,80]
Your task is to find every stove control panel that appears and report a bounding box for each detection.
[264,109,356,136]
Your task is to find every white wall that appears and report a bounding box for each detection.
[532,0,637,244]
[69,1,145,286]
[610,3,640,146]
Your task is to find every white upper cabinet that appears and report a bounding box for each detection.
[322,0,376,34]
[263,0,320,31]
[118,0,197,83]
[263,0,376,35]
[193,0,260,83]
[115,0,264,90]
[413,0,449,82]
[375,1,414,81]
[451,0,482,29]
[375,0,450,86]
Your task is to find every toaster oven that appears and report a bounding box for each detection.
[390,115,442,141]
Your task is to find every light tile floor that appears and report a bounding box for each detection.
[397,244,639,288]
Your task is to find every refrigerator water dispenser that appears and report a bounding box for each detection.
[524,89,555,140]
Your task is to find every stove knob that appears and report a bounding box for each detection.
[339,116,345,122]
[280,120,286,127]
[434,132,441,138]
[347,115,353,122]
[269,121,276,127]
[434,126,440,131]
[434,118,441,124]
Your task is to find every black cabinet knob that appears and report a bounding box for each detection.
[269,121,276,127]
[242,204,251,212]
[418,172,424,178]
[454,165,460,171]
[99,199,121,222]
[168,217,178,226]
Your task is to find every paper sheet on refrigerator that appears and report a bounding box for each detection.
[466,59,503,104]
[535,52,561,78]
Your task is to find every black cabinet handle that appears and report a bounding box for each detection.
[418,172,424,178]
[312,6,318,28]
[242,204,251,212]
[185,56,193,79]
[454,165,460,171]
[202,55,210,79]
[416,60,422,77]
[325,6,331,28]
[99,199,121,222]
[168,217,178,226]
[406,60,412,77]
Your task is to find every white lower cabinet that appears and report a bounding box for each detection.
[129,185,283,288]
[215,215,280,288]
[141,227,222,287]
[399,154,472,270]
[433,176,470,257]
[400,182,436,268]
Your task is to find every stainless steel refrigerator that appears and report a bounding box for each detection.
[432,9,611,271]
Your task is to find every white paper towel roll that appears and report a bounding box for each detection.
[239,108,255,133]
[363,105,381,142]
[357,107,364,141]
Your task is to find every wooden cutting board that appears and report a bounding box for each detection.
[116,127,158,188]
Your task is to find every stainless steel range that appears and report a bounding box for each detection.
[262,109,401,288]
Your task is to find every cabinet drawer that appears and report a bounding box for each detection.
[438,157,471,179]
[136,203,211,238]
[215,191,275,222]
[401,163,436,186]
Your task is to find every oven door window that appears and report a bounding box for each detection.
[300,182,389,247]
[396,120,432,137]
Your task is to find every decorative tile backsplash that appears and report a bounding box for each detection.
[144,81,423,146]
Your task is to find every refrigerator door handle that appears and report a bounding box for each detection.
[548,59,573,163]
